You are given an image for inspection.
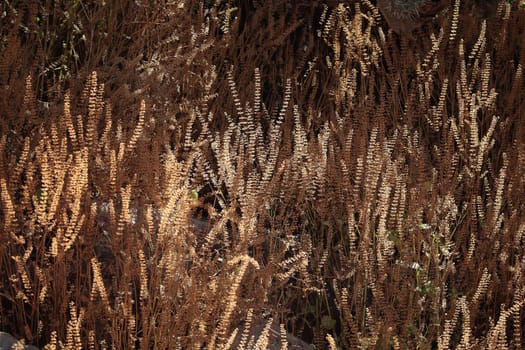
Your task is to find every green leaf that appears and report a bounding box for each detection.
[387,230,400,242]
[321,315,336,330]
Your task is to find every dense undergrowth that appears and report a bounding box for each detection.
[1,0,525,349]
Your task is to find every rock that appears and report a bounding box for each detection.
[377,0,450,37]
[0,332,39,350]
[231,318,314,350]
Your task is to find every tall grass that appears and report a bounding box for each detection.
[1,0,524,348]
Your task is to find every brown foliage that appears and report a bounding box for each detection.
[1,0,525,349]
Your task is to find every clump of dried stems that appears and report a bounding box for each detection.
[1,0,524,348]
